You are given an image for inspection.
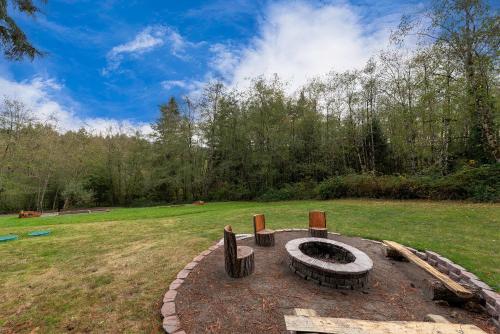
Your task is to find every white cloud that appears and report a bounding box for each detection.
[103,25,192,75]
[112,28,165,54]
[168,31,189,57]
[161,80,188,90]
[208,43,240,79]
[0,76,152,136]
[208,1,394,92]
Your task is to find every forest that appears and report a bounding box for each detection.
[0,0,498,212]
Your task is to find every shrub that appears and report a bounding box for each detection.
[208,182,254,201]
[61,181,94,208]
[315,164,499,202]
[257,182,316,201]
[317,177,347,199]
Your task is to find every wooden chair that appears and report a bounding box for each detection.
[224,225,255,278]
[309,211,327,238]
[253,214,275,247]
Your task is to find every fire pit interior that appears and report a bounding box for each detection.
[286,237,373,289]
[299,241,355,264]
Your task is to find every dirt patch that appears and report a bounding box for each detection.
[176,231,494,333]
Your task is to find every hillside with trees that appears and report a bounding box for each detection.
[0,0,498,212]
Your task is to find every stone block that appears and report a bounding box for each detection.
[447,263,462,274]
[437,264,449,275]
[416,251,427,260]
[163,290,177,302]
[321,281,335,288]
[469,279,492,291]
[193,255,204,262]
[171,278,184,285]
[449,272,461,282]
[177,269,190,279]
[428,259,438,267]
[407,247,417,254]
[184,262,198,270]
[162,315,181,334]
[169,281,182,290]
[435,255,450,267]
[460,271,479,282]
[485,303,497,318]
[161,302,176,317]
[482,289,500,306]
[306,276,320,284]
[425,251,439,261]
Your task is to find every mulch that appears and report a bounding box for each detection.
[176,231,494,333]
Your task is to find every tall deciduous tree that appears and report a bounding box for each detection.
[397,0,499,161]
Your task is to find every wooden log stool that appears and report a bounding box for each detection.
[224,225,255,278]
[253,214,275,247]
[309,210,328,238]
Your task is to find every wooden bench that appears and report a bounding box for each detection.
[383,241,473,300]
[284,315,486,334]
[253,214,275,247]
[309,211,327,238]
[224,225,255,278]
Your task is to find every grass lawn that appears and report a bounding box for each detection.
[0,199,498,333]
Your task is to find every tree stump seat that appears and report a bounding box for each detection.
[224,225,255,278]
[309,227,328,238]
[236,246,253,259]
[257,229,274,235]
[308,211,327,238]
[253,214,275,247]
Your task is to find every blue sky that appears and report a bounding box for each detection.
[0,0,421,134]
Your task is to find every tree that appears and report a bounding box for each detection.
[0,0,45,60]
[396,0,499,161]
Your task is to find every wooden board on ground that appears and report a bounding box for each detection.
[284,316,486,334]
[294,308,318,317]
[383,240,472,299]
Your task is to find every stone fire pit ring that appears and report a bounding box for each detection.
[286,237,373,289]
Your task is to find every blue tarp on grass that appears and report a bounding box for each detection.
[0,235,18,242]
[28,230,51,237]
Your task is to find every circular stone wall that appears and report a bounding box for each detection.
[286,237,373,289]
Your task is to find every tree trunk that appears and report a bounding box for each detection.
[309,228,328,238]
[423,279,478,306]
[255,232,275,247]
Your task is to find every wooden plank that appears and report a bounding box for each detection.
[383,240,472,298]
[424,314,450,324]
[294,308,318,317]
[292,309,320,334]
[284,316,487,334]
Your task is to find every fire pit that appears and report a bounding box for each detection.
[286,237,373,289]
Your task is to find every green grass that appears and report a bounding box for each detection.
[0,199,498,333]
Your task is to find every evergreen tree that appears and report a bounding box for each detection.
[0,0,45,60]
